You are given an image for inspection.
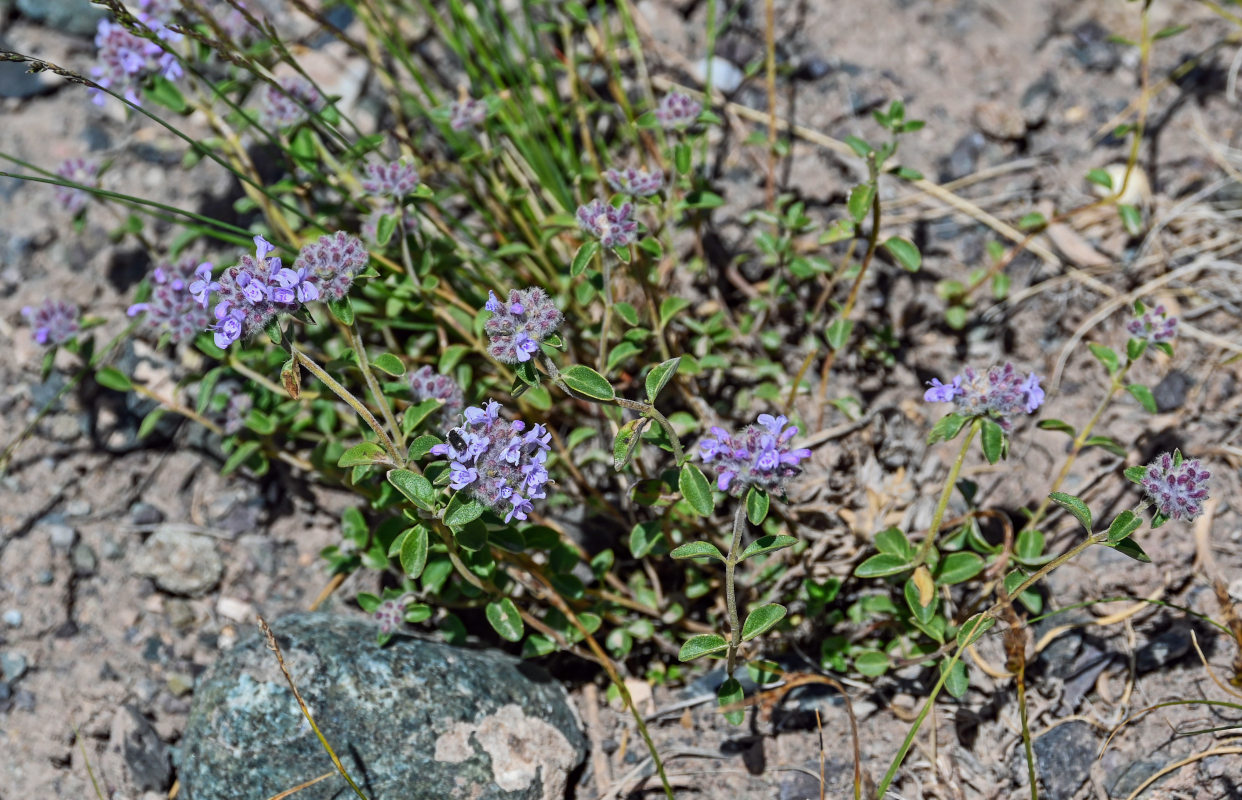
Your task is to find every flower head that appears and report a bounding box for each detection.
[21,300,80,347]
[449,97,487,131]
[293,231,369,302]
[126,256,214,343]
[576,199,639,248]
[699,414,812,496]
[604,167,664,198]
[90,2,183,106]
[655,91,702,129]
[483,287,563,364]
[924,362,1044,431]
[1140,451,1210,522]
[408,366,465,428]
[54,158,100,215]
[429,400,553,523]
[257,76,324,129]
[1126,304,1177,344]
[360,158,420,199]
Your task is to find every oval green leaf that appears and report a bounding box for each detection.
[670,541,725,561]
[741,603,787,641]
[387,469,435,511]
[485,598,524,642]
[935,552,984,585]
[571,240,600,277]
[339,441,389,468]
[1049,491,1092,533]
[95,367,132,392]
[854,553,912,578]
[678,463,715,517]
[371,353,405,377]
[955,613,996,648]
[561,364,614,401]
[678,634,729,662]
[854,649,890,677]
[400,525,428,579]
[644,357,681,403]
[745,487,770,526]
[739,534,797,561]
[443,492,485,527]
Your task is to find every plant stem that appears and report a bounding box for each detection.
[292,346,401,466]
[724,502,749,674]
[346,322,406,452]
[913,419,980,567]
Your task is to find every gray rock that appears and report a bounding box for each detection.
[130,501,166,526]
[3,609,21,628]
[1067,20,1120,72]
[940,132,985,181]
[71,542,97,576]
[13,688,35,712]
[1109,757,1167,796]
[14,0,106,36]
[1020,72,1058,126]
[1,651,28,682]
[46,522,77,551]
[131,528,223,597]
[179,613,585,800]
[1032,721,1097,800]
[1135,625,1191,673]
[1153,369,1192,412]
[102,705,172,793]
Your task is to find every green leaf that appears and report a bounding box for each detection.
[95,367,132,392]
[1082,435,1127,457]
[614,302,640,326]
[1087,343,1120,375]
[1037,418,1076,436]
[854,650,890,677]
[221,440,261,475]
[741,603,787,641]
[928,413,969,444]
[678,634,729,661]
[678,463,715,517]
[1016,529,1044,562]
[825,318,853,351]
[571,240,600,277]
[882,237,921,271]
[848,183,875,223]
[443,493,485,527]
[1127,337,1148,362]
[935,552,984,585]
[1049,492,1093,533]
[644,357,681,403]
[674,142,692,174]
[1127,383,1157,413]
[403,399,444,435]
[1109,537,1151,562]
[746,488,770,525]
[854,553,912,578]
[955,613,996,647]
[941,659,969,698]
[629,520,664,558]
[1106,510,1142,543]
[560,365,614,401]
[485,598,524,642]
[244,409,276,435]
[612,418,646,471]
[1118,203,1142,236]
[400,525,429,579]
[1086,168,1113,191]
[1017,212,1048,231]
[980,419,1005,464]
[739,534,797,561]
[670,541,725,561]
[717,678,744,725]
[874,527,911,558]
[453,518,487,550]
[407,435,442,461]
[387,469,435,511]
[328,297,355,325]
[137,407,166,440]
[145,75,187,113]
[659,297,691,328]
[371,353,405,377]
[904,578,937,624]
[375,213,397,247]
[338,441,388,468]
[1124,465,1147,484]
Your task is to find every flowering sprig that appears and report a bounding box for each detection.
[655,91,702,129]
[699,414,812,496]
[449,97,487,131]
[360,158,420,198]
[1125,301,1177,361]
[576,199,639,248]
[408,366,465,428]
[1132,450,1210,523]
[258,76,324,130]
[90,0,183,106]
[429,400,552,523]
[604,167,664,198]
[482,287,563,364]
[126,256,214,343]
[22,300,80,347]
[925,362,1044,434]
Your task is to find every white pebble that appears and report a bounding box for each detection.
[693,56,744,94]
[3,610,21,628]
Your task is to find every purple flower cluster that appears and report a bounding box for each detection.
[126,256,214,343]
[576,199,639,248]
[699,414,812,496]
[204,236,317,349]
[1141,451,1210,522]
[292,231,369,302]
[360,158,420,198]
[449,97,487,131]
[924,362,1045,431]
[374,598,406,634]
[21,299,80,347]
[90,0,183,106]
[604,167,664,198]
[55,158,100,215]
[258,76,324,129]
[483,287,563,364]
[655,91,702,129]
[1126,304,1177,344]
[408,365,465,427]
[430,400,552,523]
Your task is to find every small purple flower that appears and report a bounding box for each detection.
[188,262,219,308]
[293,231,369,302]
[449,97,487,131]
[128,256,214,343]
[924,363,1044,432]
[360,158,420,198]
[408,366,465,428]
[1140,451,1210,521]
[21,300,80,347]
[604,167,664,198]
[430,400,552,521]
[483,287,563,365]
[276,266,319,303]
[211,302,245,349]
[1126,304,1178,344]
[257,76,324,129]
[655,91,702,129]
[576,199,639,248]
[90,3,183,107]
[54,158,100,215]
[698,414,812,496]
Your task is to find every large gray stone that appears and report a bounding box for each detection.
[179,613,585,800]
[14,0,106,36]
[131,528,223,597]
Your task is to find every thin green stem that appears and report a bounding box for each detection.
[346,322,406,453]
[913,419,980,566]
[292,346,400,466]
[724,502,749,674]
[1017,659,1037,800]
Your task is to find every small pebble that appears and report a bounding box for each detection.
[71,543,98,577]
[693,56,744,93]
[65,499,91,517]
[1,651,28,682]
[130,502,165,526]
[46,523,77,551]
[2,610,21,628]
